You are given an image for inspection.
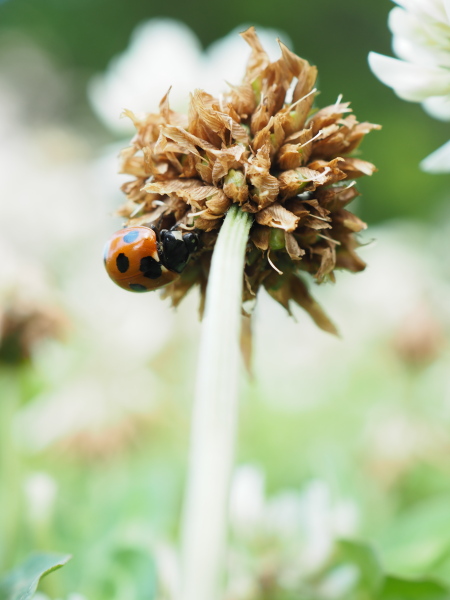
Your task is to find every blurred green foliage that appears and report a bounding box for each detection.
[0,554,71,600]
[1,0,449,224]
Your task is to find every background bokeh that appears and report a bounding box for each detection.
[1,1,450,599]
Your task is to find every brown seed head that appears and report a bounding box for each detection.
[116,27,380,332]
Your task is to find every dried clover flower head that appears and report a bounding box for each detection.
[0,296,66,365]
[117,27,379,333]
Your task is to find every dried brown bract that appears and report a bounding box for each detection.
[0,297,67,365]
[117,27,380,332]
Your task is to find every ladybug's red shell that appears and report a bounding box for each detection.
[103,226,179,292]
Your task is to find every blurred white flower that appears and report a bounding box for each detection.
[23,472,58,524]
[34,594,88,600]
[152,467,359,600]
[368,0,450,172]
[228,465,359,597]
[229,465,266,536]
[0,39,187,456]
[153,542,180,600]
[89,19,288,135]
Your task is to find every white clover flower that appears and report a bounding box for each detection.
[368,0,450,172]
[228,465,360,595]
[88,18,288,135]
[23,472,58,524]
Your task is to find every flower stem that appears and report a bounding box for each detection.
[179,205,253,600]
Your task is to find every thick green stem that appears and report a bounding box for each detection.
[179,205,253,600]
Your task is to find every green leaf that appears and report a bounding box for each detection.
[379,575,450,600]
[336,539,385,594]
[0,553,72,600]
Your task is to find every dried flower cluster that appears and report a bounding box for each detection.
[117,27,379,332]
[0,297,66,365]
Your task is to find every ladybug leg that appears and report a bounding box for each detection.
[160,230,198,273]
[149,224,160,240]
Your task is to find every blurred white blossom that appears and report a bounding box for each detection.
[369,0,450,172]
[152,467,359,600]
[23,472,58,524]
[34,594,88,600]
[227,465,359,597]
[89,19,288,134]
[252,223,450,411]
[0,39,183,455]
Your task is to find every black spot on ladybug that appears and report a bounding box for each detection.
[116,253,129,273]
[129,283,147,292]
[140,256,162,279]
[123,230,139,244]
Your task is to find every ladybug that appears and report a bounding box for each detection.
[103,226,199,292]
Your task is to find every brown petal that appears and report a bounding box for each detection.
[195,156,213,184]
[250,96,272,136]
[119,147,149,178]
[264,277,293,314]
[223,169,249,204]
[337,158,377,178]
[205,191,232,215]
[121,178,149,204]
[314,245,336,281]
[290,276,339,335]
[255,203,299,232]
[252,114,285,157]
[333,210,367,233]
[240,315,253,375]
[193,89,250,144]
[336,245,366,272]
[279,41,309,78]
[161,124,218,158]
[278,167,330,199]
[159,87,172,123]
[306,158,347,186]
[285,232,305,260]
[310,102,352,134]
[251,225,271,251]
[226,82,256,118]
[193,215,223,231]
[347,121,381,149]
[240,26,271,84]
[316,184,360,211]
[144,179,200,195]
[247,145,280,209]
[211,145,247,184]
[282,66,318,136]
[277,127,313,169]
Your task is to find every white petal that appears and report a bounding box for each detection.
[393,35,450,69]
[420,139,450,173]
[389,6,421,39]
[392,0,417,11]
[388,6,450,65]
[429,0,450,21]
[368,52,450,101]
[444,0,450,22]
[423,95,450,120]
[393,0,448,23]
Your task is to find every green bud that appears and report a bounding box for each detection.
[269,228,286,251]
[225,169,246,188]
[251,78,262,104]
